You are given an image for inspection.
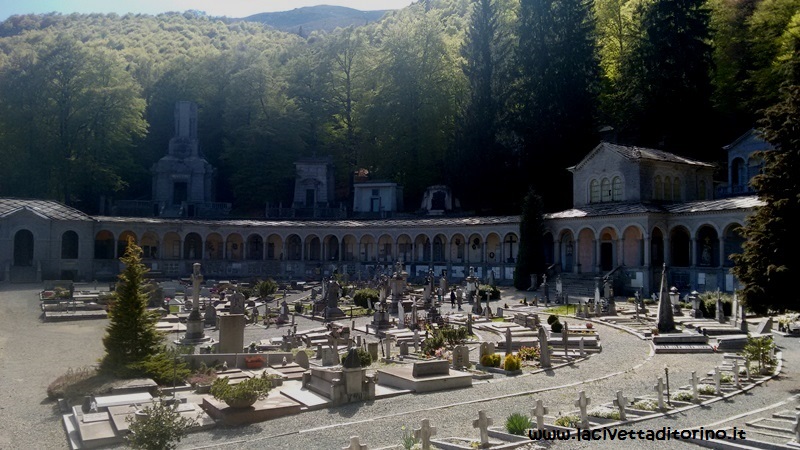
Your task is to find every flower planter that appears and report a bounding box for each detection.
[225,395,258,409]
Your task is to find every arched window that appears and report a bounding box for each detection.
[698,180,707,200]
[590,179,600,203]
[672,177,680,201]
[612,177,622,201]
[664,177,672,201]
[61,231,79,259]
[654,176,663,200]
[601,178,611,202]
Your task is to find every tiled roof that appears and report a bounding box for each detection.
[92,215,521,228]
[0,198,93,221]
[546,196,762,220]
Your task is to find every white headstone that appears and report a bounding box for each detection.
[732,360,741,388]
[714,367,722,395]
[532,399,548,431]
[575,391,591,429]
[613,390,628,421]
[538,326,551,368]
[472,410,493,447]
[343,436,367,450]
[413,329,419,353]
[579,337,585,357]
[654,377,665,410]
[691,371,699,402]
[413,419,437,450]
[398,302,405,328]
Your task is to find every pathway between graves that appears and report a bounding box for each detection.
[179,318,729,449]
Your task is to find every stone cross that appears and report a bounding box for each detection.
[579,337,585,357]
[793,412,800,443]
[562,322,569,359]
[505,328,513,356]
[538,326,551,368]
[613,390,628,421]
[575,391,591,429]
[413,329,420,353]
[744,362,751,380]
[343,436,367,450]
[733,360,741,388]
[413,419,437,450]
[532,399,548,431]
[485,302,491,320]
[691,371,699,402]
[714,367,722,395]
[654,377,665,410]
[398,301,405,328]
[732,292,739,326]
[473,410,493,447]
[384,339,392,361]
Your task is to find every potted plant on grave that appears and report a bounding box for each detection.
[210,373,272,408]
[244,354,265,369]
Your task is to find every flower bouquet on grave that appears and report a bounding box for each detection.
[244,354,265,369]
[210,373,272,408]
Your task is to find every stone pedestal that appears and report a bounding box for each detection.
[372,310,390,329]
[218,314,247,354]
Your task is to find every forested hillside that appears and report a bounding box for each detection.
[0,0,797,216]
[244,5,389,34]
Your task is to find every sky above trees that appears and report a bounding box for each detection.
[0,0,415,21]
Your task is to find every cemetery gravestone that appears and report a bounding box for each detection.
[532,399,548,431]
[614,391,628,421]
[472,410,493,448]
[654,377,666,410]
[414,419,437,450]
[538,326,551,368]
[691,371,700,402]
[575,391,591,429]
[452,345,470,370]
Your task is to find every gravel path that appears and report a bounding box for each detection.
[1,283,795,450]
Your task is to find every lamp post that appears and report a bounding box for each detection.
[669,286,682,316]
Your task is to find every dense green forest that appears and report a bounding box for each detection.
[0,0,797,216]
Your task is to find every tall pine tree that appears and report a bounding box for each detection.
[515,188,546,290]
[515,0,599,210]
[100,239,162,376]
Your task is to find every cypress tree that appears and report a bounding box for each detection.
[100,239,162,376]
[515,188,546,290]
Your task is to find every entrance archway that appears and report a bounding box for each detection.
[13,229,34,266]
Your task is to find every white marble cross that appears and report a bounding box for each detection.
[473,410,493,446]
[579,337,585,357]
[744,362,751,380]
[691,371,699,402]
[613,390,628,421]
[654,377,665,410]
[793,412,800,443]
[732,360,741,388]
[532,399,548,431]
[575,391,591,429]
[343,436,367,450]
[414,418,437,450]
[714,367,722,395]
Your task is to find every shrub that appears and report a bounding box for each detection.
[547,314,559,325]
[503,354,521,371]
[480,353,502,367]
[517,346,540,361]
[353,288,379,309]
[588,408,620,420]
[478,284,501,300]
[422,332,446,356]
[255,279,278,298]
[138,347,191,386]
[720,374,733,383]
[554,415,580,428]
[440,326,469,345]
[210,374,272,405]
[341,347,372,367]
[699,292,733,318]
[126,400,196,450]
[505,413,532,435]
[672,391,694,401]
[698,384,717,395]
[742,335,777,374]
[631,399,659,411]
[550,321,563,333]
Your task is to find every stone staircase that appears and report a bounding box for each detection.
[555,273,598,300]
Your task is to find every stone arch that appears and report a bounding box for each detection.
[450,233,467,263]
[397,234,413,263]
[696,225,720,267]
[117,230,137,258]
[184,232,202,260]
[13,229,34,266]
[467,233,483,263]
[669,226,691,267]
[266,234,283,260]
[622,225,644,267]
[205,233,223,260]
[141,232,159,259]
[305,235,322,261]
[503,232,519,263]
[723,223,745,267]
[341,234,357,261]
[414,234,431,262]
[577,227,596,272]
[246,234,264,260]
[360,234,377,262]
[486,232,501,264]
[61,230,79,259]
[286,234,302,261]
[162,232,181,260]
[324,235,340,261]
[559,229,575,272]
[378,234,394,262]
[94,230,115,260]
[226,233,244,260]
[598,226,619,271]
[432,233,447,262]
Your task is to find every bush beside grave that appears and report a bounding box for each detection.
[210,374,272,408]
[126,400,196,450]
[505,413,532,435]
[517,346,540,361]
[353,288,379,309]
[503,354,521,371]
[550,320,563,333]
[480,353,502,367]
[341,347,372,367]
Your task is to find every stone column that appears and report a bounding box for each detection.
[663,237,671,266]
[555,240,561,265]
[319,239,324,262]
[594,239,600,273]
[691,238,697,267]
[394,240,400,263]
[282,240,288,261]
[643,237,651,268]
[574,238,581,273]
[718,236,726,268]
[619,237,625,266]
[482,242,487,264]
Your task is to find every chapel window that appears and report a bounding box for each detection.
[590,179,600,203]
[664,177,672,201]
[601,178,611,202]
[612,176,622,201]
[654,176,663,200]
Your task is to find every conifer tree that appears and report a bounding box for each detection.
[100,239,162,376]
[515,188,546,290]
